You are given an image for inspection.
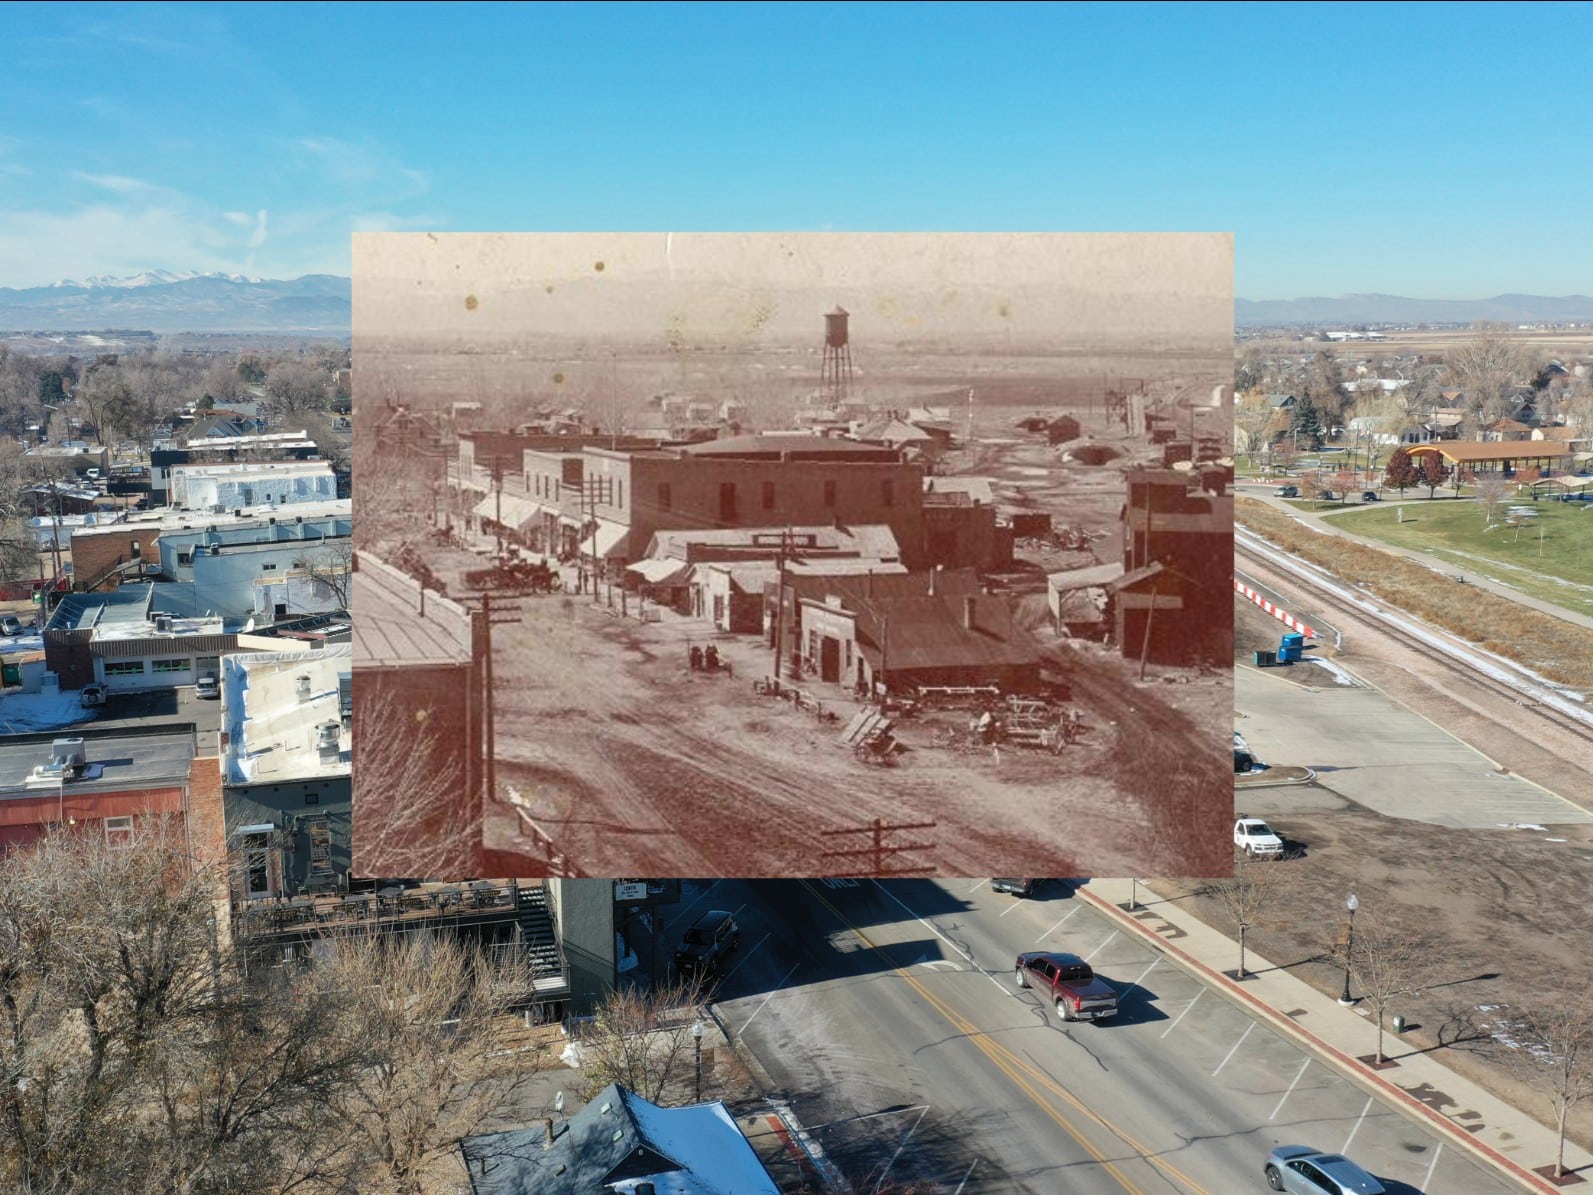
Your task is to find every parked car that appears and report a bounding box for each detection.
[673,910,740,975]
[1234,816,1285,859]
[991,877,1036,897]
[1316,490,1339,501]
[84,467,102,481]
[80,684,106,708]
[0,614,24,637]
[195,672,220,700]
[1273,485,1300,498]
[1264,1146,1385,1194]
[1013,951,1118,1022]
[1360,490,1380,502]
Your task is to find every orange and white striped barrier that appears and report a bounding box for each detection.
[1234,578,1316,639]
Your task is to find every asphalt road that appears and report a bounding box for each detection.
[696,878,1524,1195]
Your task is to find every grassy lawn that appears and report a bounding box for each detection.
[1321,497,1593,616]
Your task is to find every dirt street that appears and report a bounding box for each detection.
[457,414,1233,878]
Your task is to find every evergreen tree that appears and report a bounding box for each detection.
[1289,398,1325,451]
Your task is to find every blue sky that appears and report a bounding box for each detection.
[3,1,1588,299]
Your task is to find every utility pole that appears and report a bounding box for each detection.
[818,817,937,877]
[457,589,527,825]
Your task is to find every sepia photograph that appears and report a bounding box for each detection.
[351,232,1235,879]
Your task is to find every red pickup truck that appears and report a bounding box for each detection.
[1014,951,1119,1022]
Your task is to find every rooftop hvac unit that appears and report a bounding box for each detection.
[314,721,342,762]
[50,738,87,776]
[155,614,172,633]
[296,674,313,702]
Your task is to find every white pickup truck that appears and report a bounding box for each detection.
[1235,816,1285,860]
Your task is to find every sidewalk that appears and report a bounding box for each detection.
[1079,876,1590,1193]
[1239,488,1593,632]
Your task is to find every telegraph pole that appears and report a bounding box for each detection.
[456,589,528,822]
[818,817,937,877]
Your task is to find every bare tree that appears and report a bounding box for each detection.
[1331,906,1438,1065]
[265,363,331,420]
[1203,850,1284,980]
[1493,987,1593,1180]
[0,819,229,1194]
[350,676,479,879]
[1474,474,1511,525]
[573,974,718,1104]
[1445,331,1529,425]
[1233,391,1281,468]
[314,932,541,1195]
[299,540,353,610]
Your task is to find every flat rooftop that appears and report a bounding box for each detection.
[73,499,352,540]
[351,553,473,668]
[222,645,351,785]
[0,725,197,798]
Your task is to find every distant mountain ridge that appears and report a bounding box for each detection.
[0,272,351,333]
[1236,292,1593,327]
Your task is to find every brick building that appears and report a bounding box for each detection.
[1114,463,1233,667]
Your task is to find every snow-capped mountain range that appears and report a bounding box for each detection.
[49,269,267,289]
[0,271,351,333]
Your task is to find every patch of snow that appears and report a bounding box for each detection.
[1305,656,1361,687]
[1496,823,1548,832]
[0,691,95,733]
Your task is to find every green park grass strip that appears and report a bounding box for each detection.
[1236,497,1593,692]
[1318,498,1593,615]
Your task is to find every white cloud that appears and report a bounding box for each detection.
[70,172,163,196]
[350,211,448,233]
[248,209,268,249]
[223,210,253,227]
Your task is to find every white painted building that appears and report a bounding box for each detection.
[170,460,336,511]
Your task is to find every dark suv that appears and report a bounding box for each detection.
[674,910,740,975]
[991,878,1036,897]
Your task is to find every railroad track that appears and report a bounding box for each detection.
[1235,529,1593,750]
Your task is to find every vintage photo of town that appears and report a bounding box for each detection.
[351,233,1235,878]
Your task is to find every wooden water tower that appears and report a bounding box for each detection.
[821,306,854,406]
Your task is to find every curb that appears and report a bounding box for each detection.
[1077,883,1562,1195]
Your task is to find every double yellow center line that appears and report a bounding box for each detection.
[799,881,1217,1195]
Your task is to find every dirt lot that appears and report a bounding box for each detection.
[397,400,1233,880]
[1219,592,1593,1154]
[462,552,1231,881]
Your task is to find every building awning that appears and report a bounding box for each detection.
[578,519,631,559]
[1047,561,1126,592]
[471,492,550,531]
[232,822,276,837]
[626,558,690,585]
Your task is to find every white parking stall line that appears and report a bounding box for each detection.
[1269,1058,1311,1121]
[1083,930,1119,962]
[1160,988,1202,1039]
[998,898,1026,918]
[1212,1022,1255,1076]
[1116,957,1158,1004]
[1421,1143,1443,1192]
[718,931,771,984]
[1341,1096,1373,1156]
[873,881,1010,995]
[873,1104,931,1195]
[967,879,988,894]
[1038,907,1081,941]
[739,964,799,1035]
[665,881,722,929]
[951,1158,978,1194]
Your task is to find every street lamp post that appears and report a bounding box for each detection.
[1339,892,1360,1006]
[692,1020,705,1101]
